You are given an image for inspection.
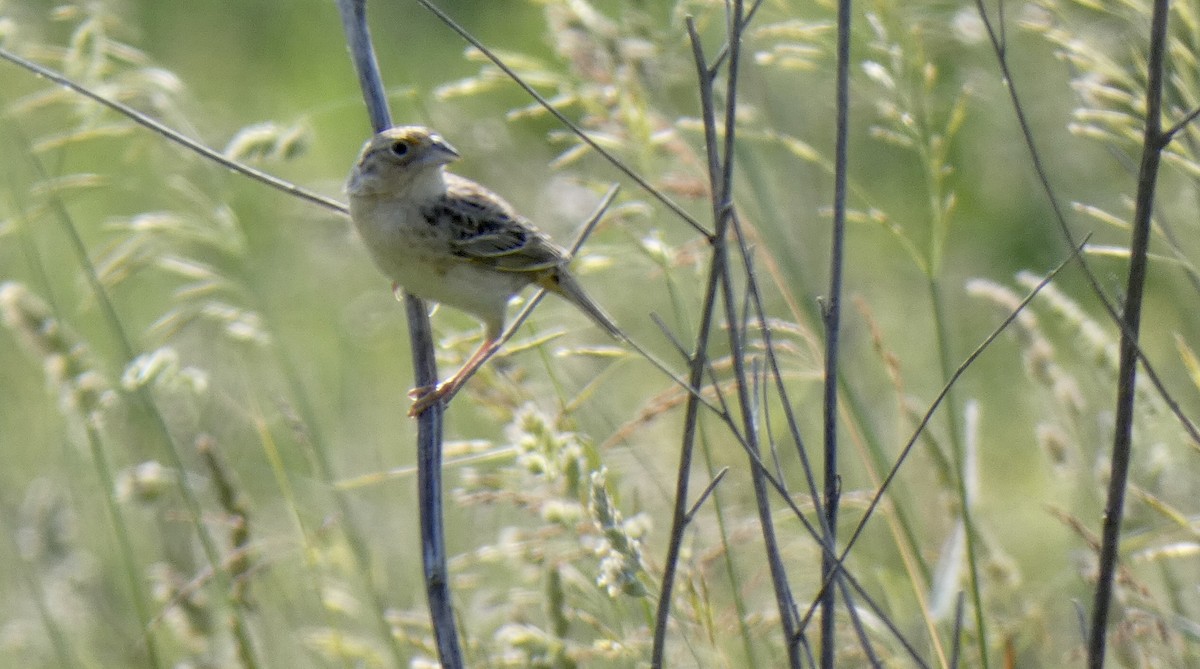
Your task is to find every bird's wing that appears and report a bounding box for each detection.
[433,174,568,273]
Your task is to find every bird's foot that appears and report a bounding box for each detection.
[408,382,453,416]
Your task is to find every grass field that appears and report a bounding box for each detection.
[2,0,1199,666]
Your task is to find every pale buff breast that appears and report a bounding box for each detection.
[348,192,531,331]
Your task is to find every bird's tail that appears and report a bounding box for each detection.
[541,268,623,340]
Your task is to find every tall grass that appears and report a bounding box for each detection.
[2,0,1199,667]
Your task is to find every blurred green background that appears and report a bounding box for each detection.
[2,0,1199,666]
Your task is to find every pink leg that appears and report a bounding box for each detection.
[408,337,499,416]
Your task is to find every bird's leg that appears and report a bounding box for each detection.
[408,336,500,416]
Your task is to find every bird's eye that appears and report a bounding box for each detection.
[390,141,409,157]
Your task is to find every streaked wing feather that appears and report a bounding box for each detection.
[432,174,567,273]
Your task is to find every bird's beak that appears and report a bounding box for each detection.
[428,136,460,164]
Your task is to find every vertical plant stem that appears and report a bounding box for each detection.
[335,1,461,666]
[406,296,461,667]
[337,0,392,132]
[713,2,802,664]
[651,15,744,666]
[820,0,853,664]
[1088,0,1170,665]
[648,249,722,667]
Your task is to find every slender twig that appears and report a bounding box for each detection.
[650,19,731,667]
[650,312,693,361]
[683,467,730,522]
[725,219,839,649]
[820,0,853,663]
[730,216,821,507]
[650,312,738,420]
[976,0,1197,662]
[709,3,802,664]
[1162,103,1200,142]
[0,48,346,216]
[1089,0,1171,665]
[649,359,931,665]
[658,8,804,666]
[336,0,392,132]
[334,1,461,666]
[836,579,880,667]
[731,207,879,657]
[682,379,929,664]
[708,0,767,71]
[950,590,966,669]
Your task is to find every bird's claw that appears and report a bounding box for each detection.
[408,383,451,416]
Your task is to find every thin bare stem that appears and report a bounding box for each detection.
[0,48,346,216]
[975,1,1195,662]
[1088,0,1170,664]
[336,0,392,132]
[650,312,692,361]
[709,3,802,663]
[335,1,461,665]
[683,467,730,522]
[729,215,823,519]
[650,19,729,667]
[836,579,881,666]
[820,0,853,662]
[1163,103,1200,142]
[708,0,767,71]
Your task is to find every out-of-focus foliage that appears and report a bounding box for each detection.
[2,0,1200,667]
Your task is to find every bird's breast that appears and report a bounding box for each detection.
[349,196,444,270]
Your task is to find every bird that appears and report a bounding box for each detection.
[346,126,621,415]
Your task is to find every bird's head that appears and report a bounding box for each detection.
[348,126,460,195]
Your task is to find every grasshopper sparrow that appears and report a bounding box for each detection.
[346,126,620,414]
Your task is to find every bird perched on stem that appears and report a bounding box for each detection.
[346,126,620,415]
